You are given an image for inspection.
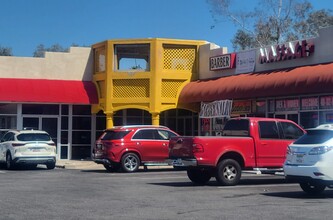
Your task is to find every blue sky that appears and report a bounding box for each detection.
[1,0,333,57]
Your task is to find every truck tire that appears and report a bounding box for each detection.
[187,168,211,185]
[300,182,326,194]
[104,164,120,172]
[121,153,140,172]
[216,159,241,186]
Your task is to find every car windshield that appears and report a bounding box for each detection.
[17,133,52,142]
[294,129,333,144]
[101,130,130,140]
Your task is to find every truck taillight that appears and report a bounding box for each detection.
[192,143,204,153]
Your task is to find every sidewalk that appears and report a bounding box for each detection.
[55,159,173,170]
[56,159,104,170]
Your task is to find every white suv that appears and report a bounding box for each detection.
[0,129,56,170]
[284,124,333,194]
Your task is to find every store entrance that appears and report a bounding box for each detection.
[23,116,58,147]
[274,113,299,124]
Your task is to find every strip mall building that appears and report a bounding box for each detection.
[1,27,333,160]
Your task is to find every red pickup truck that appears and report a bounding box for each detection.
[167,117,305,186]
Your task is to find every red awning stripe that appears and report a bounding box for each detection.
[0,78,98,104]
[179,63,333,103]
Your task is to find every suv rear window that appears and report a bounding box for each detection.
[294,130,333,144]
[101,130,131,140]
[222,119,249,136]
[17,133,51,142]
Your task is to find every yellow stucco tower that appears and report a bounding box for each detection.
[92,38,206,128]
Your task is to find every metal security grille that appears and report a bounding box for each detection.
[113,79,150,98]
[161,79,185,98]
[163,45,196,70]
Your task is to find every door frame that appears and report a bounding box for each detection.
[21,115,62,160]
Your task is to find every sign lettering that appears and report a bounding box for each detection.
[210,53,236,71]
[259,40,314,64]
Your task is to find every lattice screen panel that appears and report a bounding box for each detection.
[163,45,196,71]
[161,79,184,98]
[113,79,150,98]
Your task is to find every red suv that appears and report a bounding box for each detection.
[92,125,179,172]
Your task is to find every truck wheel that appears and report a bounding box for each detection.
[121,153,140,172]
[187,168,211,185]
[104,164,120,172]
[216,159,241,186]
[300,182,326,194]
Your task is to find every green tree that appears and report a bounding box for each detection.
[0,46,13,56]
[33,43,69,57]
[207,0,333,51]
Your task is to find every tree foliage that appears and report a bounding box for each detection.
[0,46,13,56]
[33,43,69,57]
[207,0,333,51]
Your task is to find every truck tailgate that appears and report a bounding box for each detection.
[168,136,195,158]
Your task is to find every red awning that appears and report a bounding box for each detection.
[0,78,98,104]
[179,63,333,103]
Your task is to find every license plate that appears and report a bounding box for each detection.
[172,159,184,166]
[29,147,44,152]
[295,154,304,163]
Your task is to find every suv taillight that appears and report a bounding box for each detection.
[192,143,204,153]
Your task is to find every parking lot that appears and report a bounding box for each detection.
[0,166,332,220]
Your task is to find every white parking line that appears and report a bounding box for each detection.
[0,171,6,174]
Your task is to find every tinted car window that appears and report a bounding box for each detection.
[222,119,249,136]
[294,130,333,144]
[132,130,156,139]
[1,132,14,142]
[280,122,304,139]
[157,130,177,140]
[101,130,130,140]
[17,133,51,141]
[259,121,279,139]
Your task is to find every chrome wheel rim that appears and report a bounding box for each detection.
[223,165,236,180]
[124,155,138,171]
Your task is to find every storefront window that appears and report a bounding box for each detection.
[22,104,59,115]
[300,112,318,128]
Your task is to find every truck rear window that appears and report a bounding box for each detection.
[222,119,249,136]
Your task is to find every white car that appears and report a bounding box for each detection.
[0,129,56,170]
[284,124,333,194]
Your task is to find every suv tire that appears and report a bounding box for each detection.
[46,162,56,170]
[300,182,326,194]
[121,153,140,172]
[6,153,14,170]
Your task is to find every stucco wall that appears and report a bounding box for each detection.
[0,47,93,81]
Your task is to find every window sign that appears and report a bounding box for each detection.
[320,96,333,109]
[301,97,318,110]
[275,99,299,111]
[232,101,251,114]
